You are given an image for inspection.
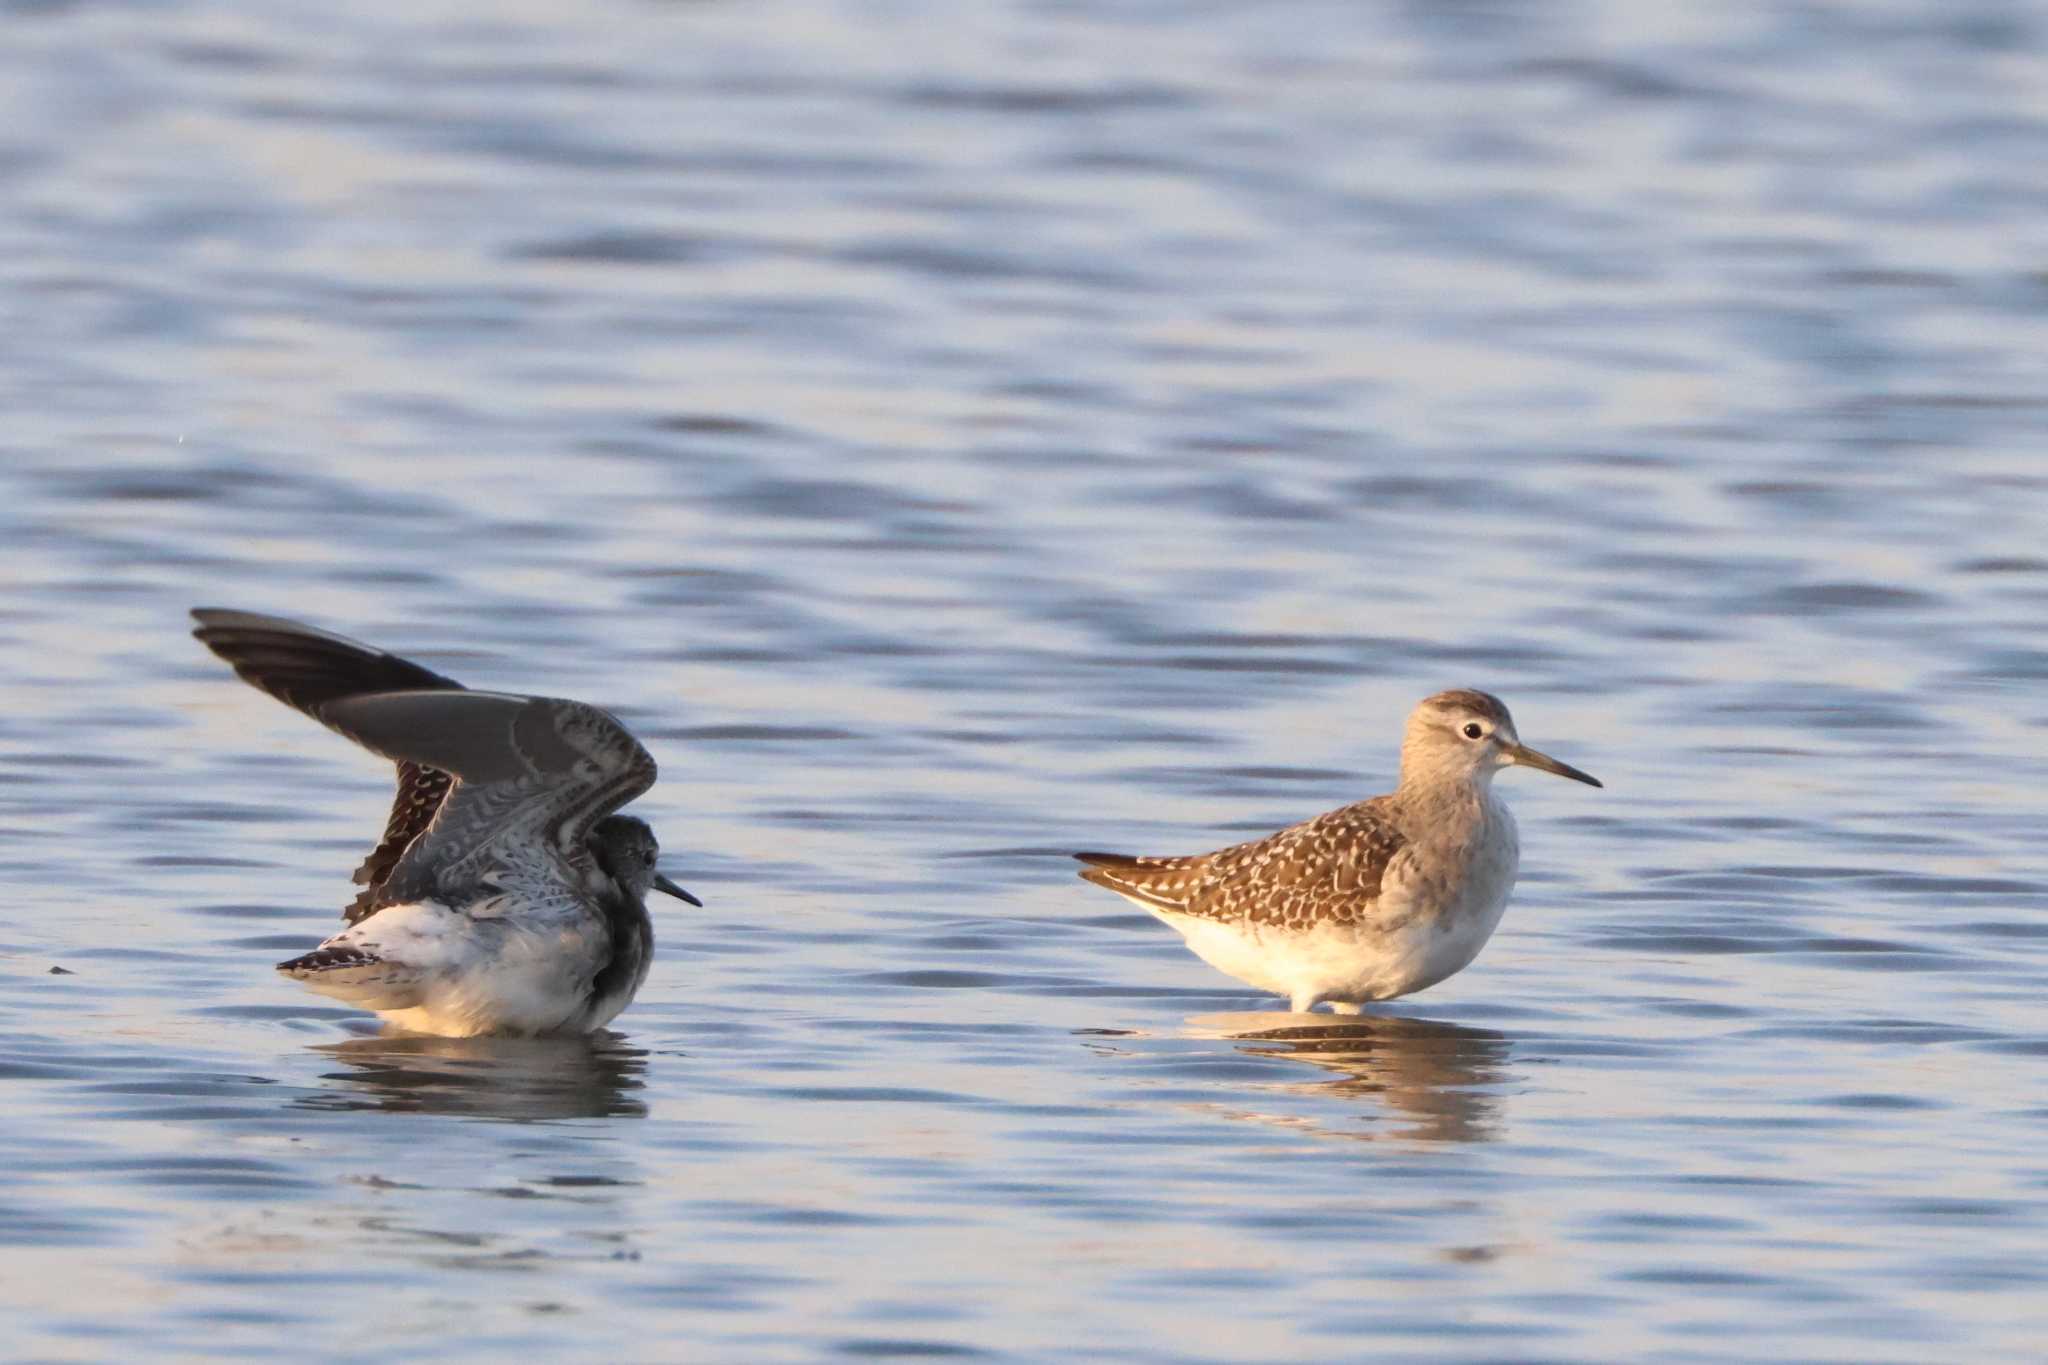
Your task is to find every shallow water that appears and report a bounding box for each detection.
[3,0,2047,1358]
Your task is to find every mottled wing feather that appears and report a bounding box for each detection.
[191,608,467,922]
[316,689,657,916]
[342,762,454,924]
[1077,798,1407,931]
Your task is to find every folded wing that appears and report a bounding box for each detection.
[1077,798,1407,931]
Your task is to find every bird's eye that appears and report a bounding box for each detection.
[1462,722,1485,740]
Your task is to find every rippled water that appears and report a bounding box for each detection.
[3,0,2047,1357]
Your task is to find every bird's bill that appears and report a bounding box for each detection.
[653,874,703,906]
[1503,742,1603,788]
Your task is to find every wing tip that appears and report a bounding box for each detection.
[1073,849,1131,867]
[189,606,243,645]
[1073,852,1199,912]
[1074,851,1137,886]
[190,606,308,637]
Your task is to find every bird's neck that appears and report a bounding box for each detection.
[1393,768,1502,843]
[1395,759,1494,801]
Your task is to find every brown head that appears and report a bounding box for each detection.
[1398,690,1601,791]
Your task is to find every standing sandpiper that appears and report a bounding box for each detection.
[1075,690,1600,1014]
[192,609,700,1038]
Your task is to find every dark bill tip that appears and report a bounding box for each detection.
[653,874,703,906]
[1507,742,1603,788]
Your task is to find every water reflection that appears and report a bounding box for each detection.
[1187,1011,1512,1143]
[294,1032,650,1120]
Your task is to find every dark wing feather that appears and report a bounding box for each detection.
[315,689,657,914]
[1076,798,1407,931]
[343,763,453,923]
[191,609,467,921]
[190,609,464,717]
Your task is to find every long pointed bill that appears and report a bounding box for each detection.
[653,874,703,906]
[1504,742,1603,788]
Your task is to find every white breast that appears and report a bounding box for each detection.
[1394,794,1519,996]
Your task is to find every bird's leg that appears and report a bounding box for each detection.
[1325,1001,1364,1016]
[1288,991,1319,1014]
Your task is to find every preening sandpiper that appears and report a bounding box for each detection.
[192,609,699,1038]
[1075,690,1600,1014]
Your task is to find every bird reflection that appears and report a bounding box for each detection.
[294,1030,650,1120]
[1185,1010,1512,1143]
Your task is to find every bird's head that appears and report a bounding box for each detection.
[1400,689,1602,791]
[591,814,702,906]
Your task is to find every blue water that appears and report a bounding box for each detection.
[2,0,2046,1358]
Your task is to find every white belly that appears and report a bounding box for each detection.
[1167,905,1501,1006]
[373,956,611,1039]
[287,900,615,1038]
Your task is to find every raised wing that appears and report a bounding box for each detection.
[191,608,467,923]
[1077,798,1407,931]
[316,689,657,914]
[190,609,464,716]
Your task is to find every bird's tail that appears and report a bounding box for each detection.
[278,945,425,1012]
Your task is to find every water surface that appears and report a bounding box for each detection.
[2,0,2046,1358]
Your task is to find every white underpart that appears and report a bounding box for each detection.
[1136,790,1522,1013]
[286,899,615,1038]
